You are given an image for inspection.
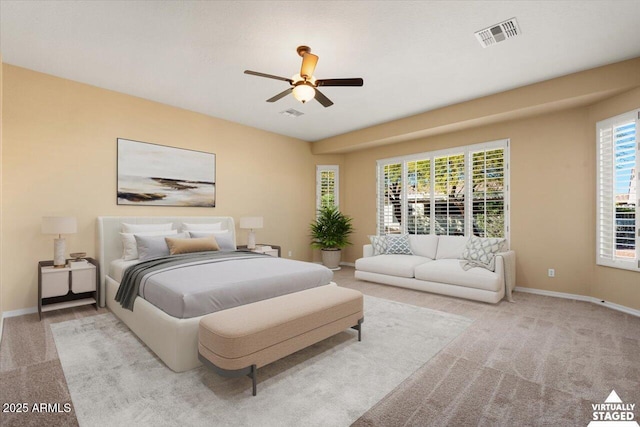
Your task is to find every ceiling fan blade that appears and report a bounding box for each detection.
[316,78,364,87]
[300,53,319,79]
[244,70,293,83]
[314,89,334,108]
[266,88,293,103]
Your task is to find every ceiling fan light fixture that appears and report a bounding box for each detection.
[292,83,315,103]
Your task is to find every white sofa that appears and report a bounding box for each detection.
[355,235,516,303]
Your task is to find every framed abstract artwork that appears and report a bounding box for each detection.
[117,138,216,207]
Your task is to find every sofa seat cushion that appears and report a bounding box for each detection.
[414,259,502,292]
[355,255,432,278]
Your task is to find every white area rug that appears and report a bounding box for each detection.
[51,296,472,427]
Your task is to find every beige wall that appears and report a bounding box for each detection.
[341,89,640,310]
[1,65,343,312]
[2,59,638,314]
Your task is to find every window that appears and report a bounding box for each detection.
[596,109,639,272]
[377,140,509,239]
[316,165,339,210]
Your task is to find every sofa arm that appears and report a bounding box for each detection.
[363,244,374,258]
[496,250,516,302]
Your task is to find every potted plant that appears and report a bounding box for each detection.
[310,205,354,270]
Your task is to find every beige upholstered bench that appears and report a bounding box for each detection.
[198,285,364,396]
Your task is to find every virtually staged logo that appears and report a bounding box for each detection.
[588,390,639,426]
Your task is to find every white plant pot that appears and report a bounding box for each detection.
[321,249,342,270]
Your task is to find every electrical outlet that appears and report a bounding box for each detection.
[548,268,555,278]
[288,251,292,257]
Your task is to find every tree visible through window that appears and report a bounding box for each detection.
[316,165,339,211]
[377,140,509,238]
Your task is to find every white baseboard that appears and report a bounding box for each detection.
[2,306,38,318]
[514,287,640,317]
[340,262,355,267]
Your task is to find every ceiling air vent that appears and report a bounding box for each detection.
[474,17,521,48]
[279,108,304,118]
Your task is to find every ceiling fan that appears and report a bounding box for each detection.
[244,46,364,108]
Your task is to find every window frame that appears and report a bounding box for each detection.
[376,139,510,243]
[596,109,639,272]
[316,165,339,211]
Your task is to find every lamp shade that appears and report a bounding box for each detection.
[239,217,263,230]
[292,84,315,103]
[42,216,77,235]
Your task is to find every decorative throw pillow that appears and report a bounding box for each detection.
[385,234,413,255]
[121,230,178,260]
[135,232,187,261]
[461,236,506,271]
[188,231,236,251]
[369,235,388,256]
[166,236,220,255]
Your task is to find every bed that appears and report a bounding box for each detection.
[96,216,333,372]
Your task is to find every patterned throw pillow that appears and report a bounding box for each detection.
[461,236,506,271]
[385,234,413,255]
[369,235,388,256]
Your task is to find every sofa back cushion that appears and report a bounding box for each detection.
[435,236,469,260]
[408,235,439,259]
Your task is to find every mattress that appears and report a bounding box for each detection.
[110,259,140,282]
[118,254,333,319]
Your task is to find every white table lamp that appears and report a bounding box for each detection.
[42,216,77,268]
[239,216,263,250]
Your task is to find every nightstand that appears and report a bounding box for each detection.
[238,244,281,257]
[38,258,100,320]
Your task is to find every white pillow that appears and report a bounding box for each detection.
[181,222,223,232]
[121,230,178,260]
[122,223,173,233]
[435,236,469,260]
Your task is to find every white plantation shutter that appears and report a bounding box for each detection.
[470,148,506,238]
[378,162,403,234]
[406,159,431,234]
[316,165,339,210]
[596,110,639,271]
[377,140,508,239]
[434,153,465,236]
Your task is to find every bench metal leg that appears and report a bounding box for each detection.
[249,364,257,396]
[199,354,259,396]
[351,318,364,342]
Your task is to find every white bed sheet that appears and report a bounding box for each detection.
[109,259,140,282]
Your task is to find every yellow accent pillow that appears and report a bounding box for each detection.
[165,236,219,255]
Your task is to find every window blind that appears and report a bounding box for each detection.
[596,110,639,271]
[378,162,402,234]
[471,148,506,238]
[316,165,339,210]
[377,139,508,239]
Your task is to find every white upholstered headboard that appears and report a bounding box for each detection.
[96,216,235,306]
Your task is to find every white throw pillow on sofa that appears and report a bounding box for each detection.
[408,235,439,259]
[461,236,506,271]
[435,236,469,260]
[368,235,388,255]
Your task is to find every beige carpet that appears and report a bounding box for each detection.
[2,266,639,426]
[50,295,471,427]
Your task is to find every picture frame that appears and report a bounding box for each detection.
[117,138,216,207]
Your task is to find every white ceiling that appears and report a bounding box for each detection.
[2,1,640,142]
